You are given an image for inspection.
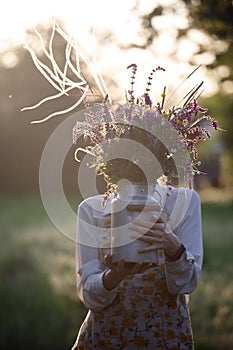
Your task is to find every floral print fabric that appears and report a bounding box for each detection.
[72,250,194,350]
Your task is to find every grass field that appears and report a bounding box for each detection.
[0,191,233,349]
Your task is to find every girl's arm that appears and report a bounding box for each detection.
[76,199,118,312]
[164,190,203,294]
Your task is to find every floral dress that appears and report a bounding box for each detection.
[72,250,194,350]
[72,187,202,350]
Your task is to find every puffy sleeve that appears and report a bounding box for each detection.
[165,189,203,295]
[75,198,118,312]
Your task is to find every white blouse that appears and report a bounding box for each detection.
[75,186,203,312]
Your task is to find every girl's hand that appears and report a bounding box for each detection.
[103,254,153,290]
[128,216,183,258]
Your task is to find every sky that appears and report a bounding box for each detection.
[0,0,229,98]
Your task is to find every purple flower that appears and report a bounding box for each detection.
[144,94,152,107]
[212,120,218,130]
[189,99,208,115]
[127,63,137,69]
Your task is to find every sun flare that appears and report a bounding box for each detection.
[0,0,220,96]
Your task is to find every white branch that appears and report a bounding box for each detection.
[21,84,87,111]
[22,22,111,123]
[30,85,89,124]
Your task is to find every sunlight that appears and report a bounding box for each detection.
[0,0,219,97]
[0,0,136,44]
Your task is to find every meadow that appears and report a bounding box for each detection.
[0,191,232,349]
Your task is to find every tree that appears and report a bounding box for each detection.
[127,0,233,187]
[126,0,233,93]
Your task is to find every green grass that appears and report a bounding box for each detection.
[0,195,86,350]
[202,202,233,273]
[190,200,233,349]
[0,194,233,349]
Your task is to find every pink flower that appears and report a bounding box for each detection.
[189,99,208,115]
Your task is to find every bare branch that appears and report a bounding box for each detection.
[30,85,89,124]
[23,22,111,123]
